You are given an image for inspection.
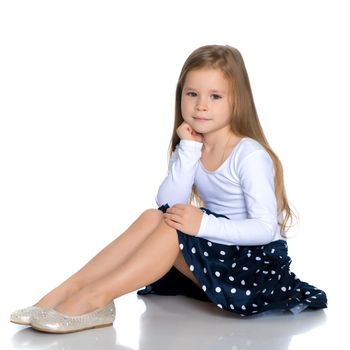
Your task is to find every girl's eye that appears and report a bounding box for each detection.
[186,92,222,99]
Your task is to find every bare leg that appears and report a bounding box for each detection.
[54,219,186,316]
[174,251,201,288]
[34,209,164,308]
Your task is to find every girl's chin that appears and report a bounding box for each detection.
[193,127,209,134]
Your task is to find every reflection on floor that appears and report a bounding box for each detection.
[8,291,333,350]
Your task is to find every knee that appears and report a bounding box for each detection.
[141,208,164,222]
[141,209,178,236]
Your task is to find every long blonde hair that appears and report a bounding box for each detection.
[167,44,299,237]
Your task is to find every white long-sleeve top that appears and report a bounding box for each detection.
[156,137,284,246]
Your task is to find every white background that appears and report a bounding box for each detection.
[1,0,349,349]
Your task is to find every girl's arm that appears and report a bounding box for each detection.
[196,150,280,245]
[156,139,203,207]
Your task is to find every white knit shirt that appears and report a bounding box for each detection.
[156,137,284,246]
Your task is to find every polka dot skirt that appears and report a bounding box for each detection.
[155,204,327,317]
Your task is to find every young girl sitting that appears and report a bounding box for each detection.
[10,44,327,334]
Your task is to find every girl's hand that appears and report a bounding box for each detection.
[163,204,203,236]
[177,121,203,143]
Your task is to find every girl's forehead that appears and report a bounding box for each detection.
[184,68,229,89]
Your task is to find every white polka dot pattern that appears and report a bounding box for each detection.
[153,204,327,316]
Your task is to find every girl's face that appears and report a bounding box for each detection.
[181,68,233,135]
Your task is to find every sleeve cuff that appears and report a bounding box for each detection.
[179,139,203,152]
[196,212,209,236]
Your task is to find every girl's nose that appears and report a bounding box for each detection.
[196,98,208,111]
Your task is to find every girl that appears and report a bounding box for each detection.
[10,44,327,333]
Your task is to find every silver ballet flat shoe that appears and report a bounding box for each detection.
[31,301,116,334]
[10,306,49,326]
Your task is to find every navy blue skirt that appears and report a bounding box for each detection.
[137,204,327,317]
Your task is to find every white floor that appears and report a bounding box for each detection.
[2,270,347,350]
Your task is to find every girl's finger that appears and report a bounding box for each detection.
[173,204,186,210]
[164,213,181,223]
[167,206,183,215]
[164,218,182,231]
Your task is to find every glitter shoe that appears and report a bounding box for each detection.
[31,301,116,334]
[10,306,49,326]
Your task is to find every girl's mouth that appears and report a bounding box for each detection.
[194,117,210,121]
